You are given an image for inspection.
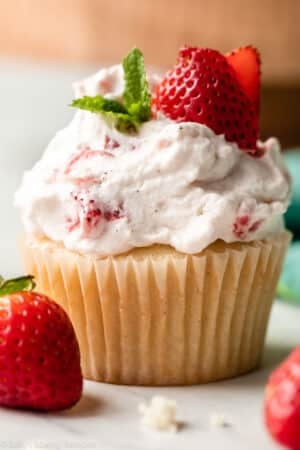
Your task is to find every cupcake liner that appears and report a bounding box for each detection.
[21,232,291,385]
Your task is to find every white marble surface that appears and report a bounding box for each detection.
[0,303,298,450]
[0,59,298,450]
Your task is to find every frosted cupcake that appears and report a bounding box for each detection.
[15,47,291,385]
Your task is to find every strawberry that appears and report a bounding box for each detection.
[155,46,260,155]
[0,275,82,411]
[225,46,261,113]
[264,347,300,449]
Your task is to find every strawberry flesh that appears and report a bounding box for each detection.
[226,45,261,113]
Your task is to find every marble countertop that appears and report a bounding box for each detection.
[0,59,298,450]
[0,301,297,450]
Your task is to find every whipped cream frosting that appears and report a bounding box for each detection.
[15,65,290,256]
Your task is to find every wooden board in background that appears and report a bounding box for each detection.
[0,0,299,146]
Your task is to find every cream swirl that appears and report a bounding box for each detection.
[15,65,290,256]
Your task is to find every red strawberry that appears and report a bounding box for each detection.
[0,275,82,411]
[226,46,261,113]
[264,347,300,449]
[155,46,260,155]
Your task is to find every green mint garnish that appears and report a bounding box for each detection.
[103,111,137,133]
[71,48,151,133]
[72,96,128,115]
[71,96,136,132]
[0,275,36,297]
[122,48,151,122]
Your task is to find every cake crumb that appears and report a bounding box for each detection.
[210,412,231,428]
[139,396,178,432]
[24,441,57,450]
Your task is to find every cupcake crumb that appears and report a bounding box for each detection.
[24,441,57,450]
[210,412,231,428]
[139,396,178,432]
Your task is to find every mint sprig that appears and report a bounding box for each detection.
[0,275,36,297]
[71,48,151,133]
[123,48,151,122]
[72,96,128,115]
[71,96,136,132]
[103,111,137,133]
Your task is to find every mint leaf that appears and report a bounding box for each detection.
[71,48,151,133]
[71,96,137,132]
[122,48,151,122]
[104,111,137,133]
[71,96,128,115]
[0,275,36,297]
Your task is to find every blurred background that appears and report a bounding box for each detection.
[0,0,299,149]
[0,0,299,279]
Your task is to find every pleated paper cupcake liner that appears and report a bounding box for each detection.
[21,231,291,385]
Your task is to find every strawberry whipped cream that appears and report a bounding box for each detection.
[15,65,290,256]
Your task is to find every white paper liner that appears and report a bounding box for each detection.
[21,232,291,385]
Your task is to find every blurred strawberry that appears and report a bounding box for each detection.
[0,275,82,411]
[264,347,300,449]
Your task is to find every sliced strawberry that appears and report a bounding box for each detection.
[225,45,261,112]
[155,46,259,154]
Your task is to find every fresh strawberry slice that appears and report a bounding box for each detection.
[155,46,259,155]
[0,275,82,411]
[226,45,261,112]
[264,347,300,449]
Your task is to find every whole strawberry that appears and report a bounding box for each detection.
[0,275,82,411]
[264,347,300,449]
[154,46,260,155]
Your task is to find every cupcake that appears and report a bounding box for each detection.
[15,46,291,385]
